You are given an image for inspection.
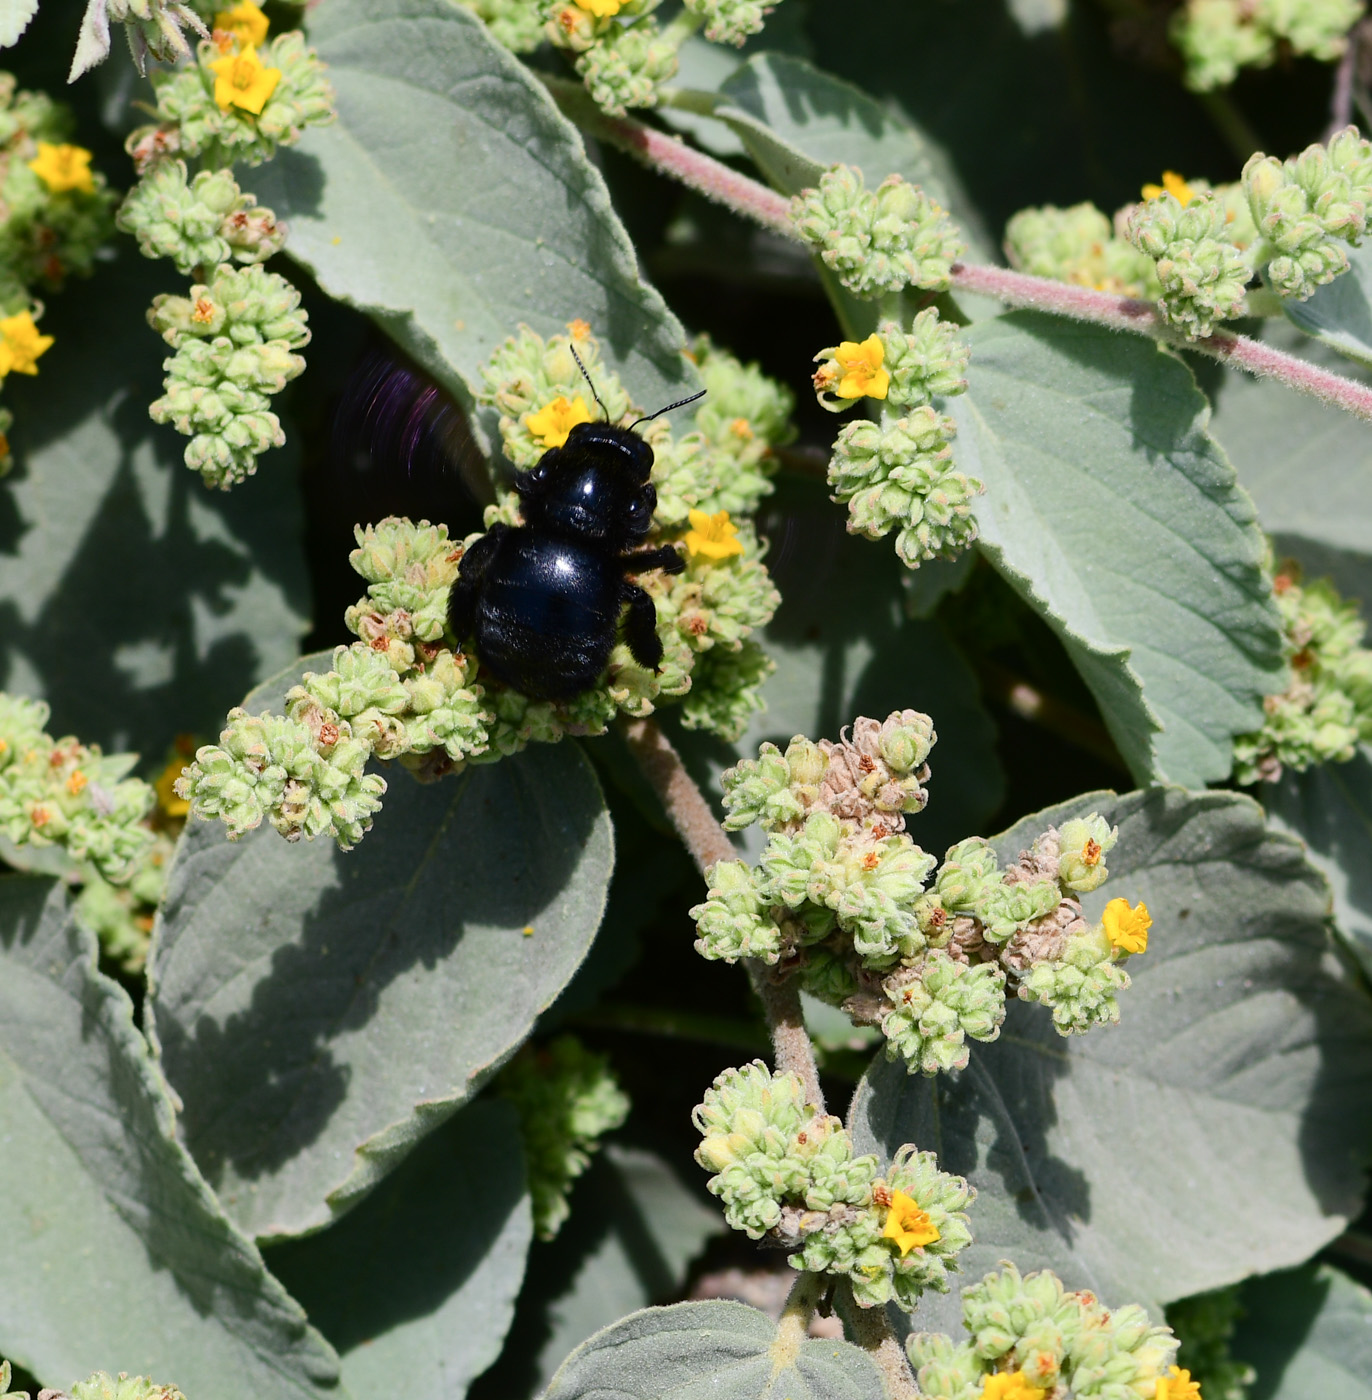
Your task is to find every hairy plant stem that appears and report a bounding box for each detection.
[619,715,826,1111]
[551,86,1372,425]
[774,1270,826,1351]
[845,1286,921,1400]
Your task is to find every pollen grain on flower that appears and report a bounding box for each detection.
[835,335,890,400]
[1141,170,1197,206]
[1102,896,1151,954]
[880,1187,939,1256]
[28,142,95,195]
[214,0,269,46]
[980,1370,1048,1400]
[684,508,745,562]
[66,769,88,796]
[209,43,283,116]
[1155,1366,1203,1400]
[526,394,593,447]
[0,311,54,379]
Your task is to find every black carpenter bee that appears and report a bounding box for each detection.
[448,357,704,701]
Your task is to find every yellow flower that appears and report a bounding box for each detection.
[526,394,593,448]
[0,311,54,379]
[209,44,282,115]
[684,509,744,562]
[574,0,624,14]
[28,142,95,194]
[214,0,269,46]
[880,1188,940,1257]
[567,318,592,340]
[155,757,192,819]
[1102,896,1151,955]
[834,335,890,400]
[1141,171,1196,206]
[980,1371,1048,1400]
[1155,1366,1202,1400]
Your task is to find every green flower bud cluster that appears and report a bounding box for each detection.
[68,1372,186,1400]
[137,31,335,170]
[499,1035,630,1240]
[1232,557,1372,784]
[693,1063,973,1310]
[0,693,156,884]
[0,74,118,308]
[908,1263,1183,1399]
[1242,126,1372,299]
[1125,189,1253,338]
[474,325,784,742]
[1004,201,1162,297]
[792,166,965,298]
[682,0,777,45]
[148,263,310,487]
[1166,1286,1255,1400]
[118,160,285,275]
[880,950,1006,1075]
[74,821,174,974]
[828,406,983,568]
[1171,0,1362,91]
[575,21,678,117]
[460,0,545,52]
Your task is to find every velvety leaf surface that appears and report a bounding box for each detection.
[0,249,308,762]
[1234,1263,1372,1399]
[1282,241,1372,370]
[147,655,614,1241]
[0,877,341,1399]
[953,314,1285,787]
[247,0,694,425]
[267,1099,531,1400]
[543,1299,886,1400]
[474,1144,723,1399]
[0,0,39,47]
[851,787,1372,1337]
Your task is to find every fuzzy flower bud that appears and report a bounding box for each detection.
[792,167,965,298]
[682,0,776,45]
[575,21,678,116]
[105,0,208,69]
[1171,0,1359,91]
[677,636,776,740]
[499,1035,629,1239]
[879,311,971,408]
[460,0,547,51]
[1004,201,1161,296]
[880,950,1007,1074]
[117,161,285,275]
[1125,190,1252,337]
[345,517,464,646]
[691,859,783,962]
[68,1371,187,1400]
[1054,814,1118,892]
[1017,922,1131,1033]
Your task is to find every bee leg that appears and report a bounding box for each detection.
[620,580,665,671]
[447,524,506,640]
[624,544,685,576]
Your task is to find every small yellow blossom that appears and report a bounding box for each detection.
[155,758,192,819]
[880,1188,940,1256]
[526,394,593,448]
[0,311,54,379]
[209,44,282,116]
[1155,1367,1203,1400]
[980,1371,1048,1400]
[684,509,745,562]
[66,770,88,797]
[567,318,592,340]
[1141,171,1197,207]
[573,0,624,14]
[1102,896,1151,955]
[834,335,890,400]
[28,142,95,194]
[214,0,269,45]
[729,416,753,440]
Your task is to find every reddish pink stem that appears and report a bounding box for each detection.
[589,105,1372,425]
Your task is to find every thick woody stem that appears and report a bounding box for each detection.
[846,1290,921,1400]
[558,91,1372,426]
[619,716,825,1112]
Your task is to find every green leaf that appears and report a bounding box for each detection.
[0,0,39,48]
[954,313,1285,787]
[716,51,991,260]
[1233,1263,1372,1399]
[1265,747,1372,979]
[267,1099,531,1400]
[146,654,615,1241]
[0,249,308,762]
[1282,240,1372,370]
[851,786,1372,1338]
[543,1298,887,1400]
[474,1144,723,1399]
[246,0,694,426]
[0,876,340,1399]
[67,0,108,80]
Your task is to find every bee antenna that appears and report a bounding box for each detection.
[628,387,707,432]
[568,342,611,422]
